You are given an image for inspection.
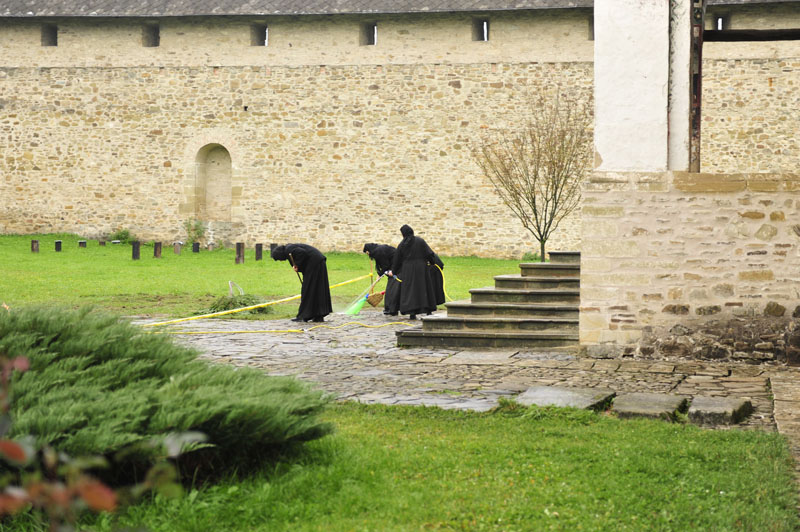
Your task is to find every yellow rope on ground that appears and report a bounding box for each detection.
[435,264,453,302]
[142,273,372,328]
[307,321,414,331]
[150,329,305,335]
[152,321,415,335]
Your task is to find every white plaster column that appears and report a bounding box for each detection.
[594,0,671,172]
[668,0,692,171]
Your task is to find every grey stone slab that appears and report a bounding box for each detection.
[688,396,754,425]
[442,350,517,365]
[612,393,690,421]
[516,386,615,410]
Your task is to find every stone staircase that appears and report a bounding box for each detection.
[396,251,580,348]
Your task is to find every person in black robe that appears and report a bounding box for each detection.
[387,225,438,320]
[427,252,445,309]
[271,243,332,322]
[363,243,400,316]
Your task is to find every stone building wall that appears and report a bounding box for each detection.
[580,171,800,347]
[0,11,597,257]
[2,8,800,257]
[701,56,800,174]
[0,61,593,256]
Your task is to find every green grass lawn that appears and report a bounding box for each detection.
[76,403,798,532]
[0,234,519,319]
[2,233,798,531]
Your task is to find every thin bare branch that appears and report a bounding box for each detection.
[471,90,592,259]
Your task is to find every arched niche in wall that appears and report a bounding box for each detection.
[195,143,232,222]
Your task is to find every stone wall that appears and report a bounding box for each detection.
[0,11,597,257]
[0,61,593,257]
[702,56,800,174]
[580,171,800,347]
[2,9,800,257]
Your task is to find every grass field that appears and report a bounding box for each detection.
[73,403,798,532]
[3,233,798,531]
[0,234,520,319]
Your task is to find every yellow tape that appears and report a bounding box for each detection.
[143,273,372,328]
[435,264,453,302]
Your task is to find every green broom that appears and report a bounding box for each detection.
[344,274,385,316]
[344,294,368,316]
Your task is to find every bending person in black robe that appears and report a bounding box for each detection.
[271,243,332,322]
[363,243,400,316]
[387,225,437,320]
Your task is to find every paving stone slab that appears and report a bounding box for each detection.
[645,363,676,374]
[514,359,572,368]
[617,361,655,372]
[442,350,517,365]
[516,386,615,410]
[612,393,690,420]
[688,396,754,425]
[593,360,620,372]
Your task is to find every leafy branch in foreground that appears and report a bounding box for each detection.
[472,91,592,261]
[0,354,204,531]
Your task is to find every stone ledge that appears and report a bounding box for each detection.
[516,386,615,410]
[688,396,754,425]
[612,392,690,421]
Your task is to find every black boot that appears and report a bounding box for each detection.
[312,316,324,322]
[291,317,303,322]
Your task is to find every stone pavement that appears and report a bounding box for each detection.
[154,309,800,483]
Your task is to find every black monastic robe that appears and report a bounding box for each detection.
[364,243,400,314]
[285,243,332,321]
[428,253,445,306]
[391,236,438,316]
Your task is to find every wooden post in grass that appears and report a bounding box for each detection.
[99,240,106,246]
[154,242,162,258]
[132,241,140,260]
[31,240,39,253]
[236,243,245,264]
[192,242,200,253]
[255,243,263,261]
[270,243,278,255]
[55,240,62,252]
[78,240,86,248]
[173,242,181,254]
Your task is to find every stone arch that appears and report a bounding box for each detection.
[194,143,232,223]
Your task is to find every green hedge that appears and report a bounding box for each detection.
[0,306,332,470]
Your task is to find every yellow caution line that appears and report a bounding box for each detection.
[435,264,453,302]
[142,273,372,328]
[307,321,415,331]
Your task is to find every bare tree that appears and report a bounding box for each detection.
[472,92,592,262]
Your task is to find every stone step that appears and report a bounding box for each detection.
[445,300,579,318]
[519,263,581,278]
[395,328,579,348]
[421,315,578,332]
[494,274,580,291]
[548,251,580,264]
[470,287,580,304]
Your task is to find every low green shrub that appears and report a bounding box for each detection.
[206,294,273,315]
[0,306,332,477]
[106,228,135,244]
[183,218,206,244]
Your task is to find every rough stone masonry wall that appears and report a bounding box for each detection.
[580,171,800,347]
[0,10,595,258]
[0,62,593,257]
[702,56,800,173]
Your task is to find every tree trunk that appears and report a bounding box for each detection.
[540,240,546,262]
